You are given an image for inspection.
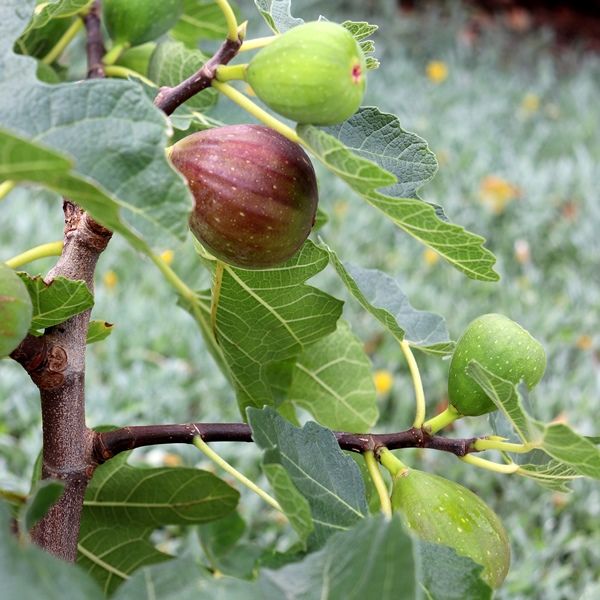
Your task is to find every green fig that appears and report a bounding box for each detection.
[115,42,156,76]
[246,22,366,125]
[15,16,72,59]
[391,468,510,589]
[170,124,319,268]
[0,264,33,358]
[448,313,546,416]
[104,0,184,47]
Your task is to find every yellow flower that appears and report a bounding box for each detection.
[160,249,175,265]
[479,175,520,214]
[103,270,118,289]
[333,200,349,217]
[575,335,593,351]
[520,92,540,114]
[426,61,448,84]
[163,453,183,467]
[423,248,440,266]
[373,370,393,395]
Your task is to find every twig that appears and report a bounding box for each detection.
[82,1,105,79]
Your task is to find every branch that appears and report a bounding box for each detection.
[154,36,242,115]
[83,1,105,79]
[94,422,479,464]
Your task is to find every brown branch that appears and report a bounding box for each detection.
[154,36,242,115]
[94,422,479,464]
[83,1,105,79]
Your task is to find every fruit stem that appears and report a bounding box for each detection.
[364,450,392,518]
[5,241,64,269]
[192,435,283,513]
[473,438,538,454]
[400,340,427,429]
[103,65,154,86]
[238,35,278,53]
[211,81,300,144]
[149,253,196,303]
[211,261,225,339]
[460,454,520,474]
[422,404,461,434]
[215,64,248,82]
[215,0,239,42]
[41,16,84,65]
[378,447,409,478]
[103,41,129,67]
[0,180,16,202]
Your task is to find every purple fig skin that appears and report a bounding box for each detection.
[170,125,319,268]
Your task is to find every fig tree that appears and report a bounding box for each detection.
[104,0,184,47]
[170,124,319,268]
[391,467,510,589]
[448,313,546,416]
[0,264,33,358]
[246,21,366,125]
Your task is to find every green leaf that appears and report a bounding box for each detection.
[0,5,193,251]
[17,273,93,330]
[416,541,493,600]
[86,320,114,344]
[172,0,238,44]
[185,241,343,416]
[21,479,64,532]
[253,0,303,34]
[299,108,498,281]
[342,20,379,70]
[248,407,368,547]
[287,319,378,431]
[516,460,581,493]
[148,41,218,112]
[325,245,454,356]
[27,0,92,30]
[0,501,103,599]
[540,424,600,479]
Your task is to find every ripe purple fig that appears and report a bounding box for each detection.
[170,125,319,268]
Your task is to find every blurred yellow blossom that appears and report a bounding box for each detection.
[426,60,448,83]
[479,175,520,214]
[160,249,175,265]
[513,239,530,264]
[576,335,593,351]
[423,247,440,265]
[103,270,118,289]
[333,200,349,218]
[520,92,540,114]
[163,453,183,467]
[374,370,394,394]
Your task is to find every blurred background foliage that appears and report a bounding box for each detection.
[1,1,599,597]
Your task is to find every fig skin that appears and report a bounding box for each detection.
[104,0,184,46]
[391,468,510,589]
[448,313,546,416]
[170,125,319,269]
[0,265,33,358]
[246,22,367,126]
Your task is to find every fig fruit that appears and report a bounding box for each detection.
[115,43,156,76]
[391,467,510,589]
[246,22,366,125]
[170,124,318,268]
[0,264,33,358]
[448,313,546,416]
[104,0,184,46]
[16,16,72,59]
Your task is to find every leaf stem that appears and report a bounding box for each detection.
[400,341,427,429]
[211,261,224,338]
[211,81,300,143]
[149,253,195,303]
[422,405,461,434]
[364,450,392,518]
[41,16,84,65]
[215,0,239,42]
[0,180,16,201]
[103,65,154,86]
[215,63,248,82]
[473,438,538,454]
[378,447,408,478]
[103,41,129,67]
[460,454,519,474]
[192,435,283,513]
[239,35,278,52]
[5,241,64,269]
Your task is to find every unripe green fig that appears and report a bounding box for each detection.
[115,43,156,76]
[246,22,366,125]
[391,468,510,589]
[170,125,319,268]
[0,264,33,358]
[448,313,546,416]
[104,0,184,46]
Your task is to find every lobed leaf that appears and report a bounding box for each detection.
[86,320,114,344]
[26,0,92,30]
[254,0,302,34]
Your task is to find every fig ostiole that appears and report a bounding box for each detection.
[104,0,184,47]
[246,21,367,125]
[391,467,510,589]
[0,264,33,358]
[448,313,546,416]
[170,124,319,269]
